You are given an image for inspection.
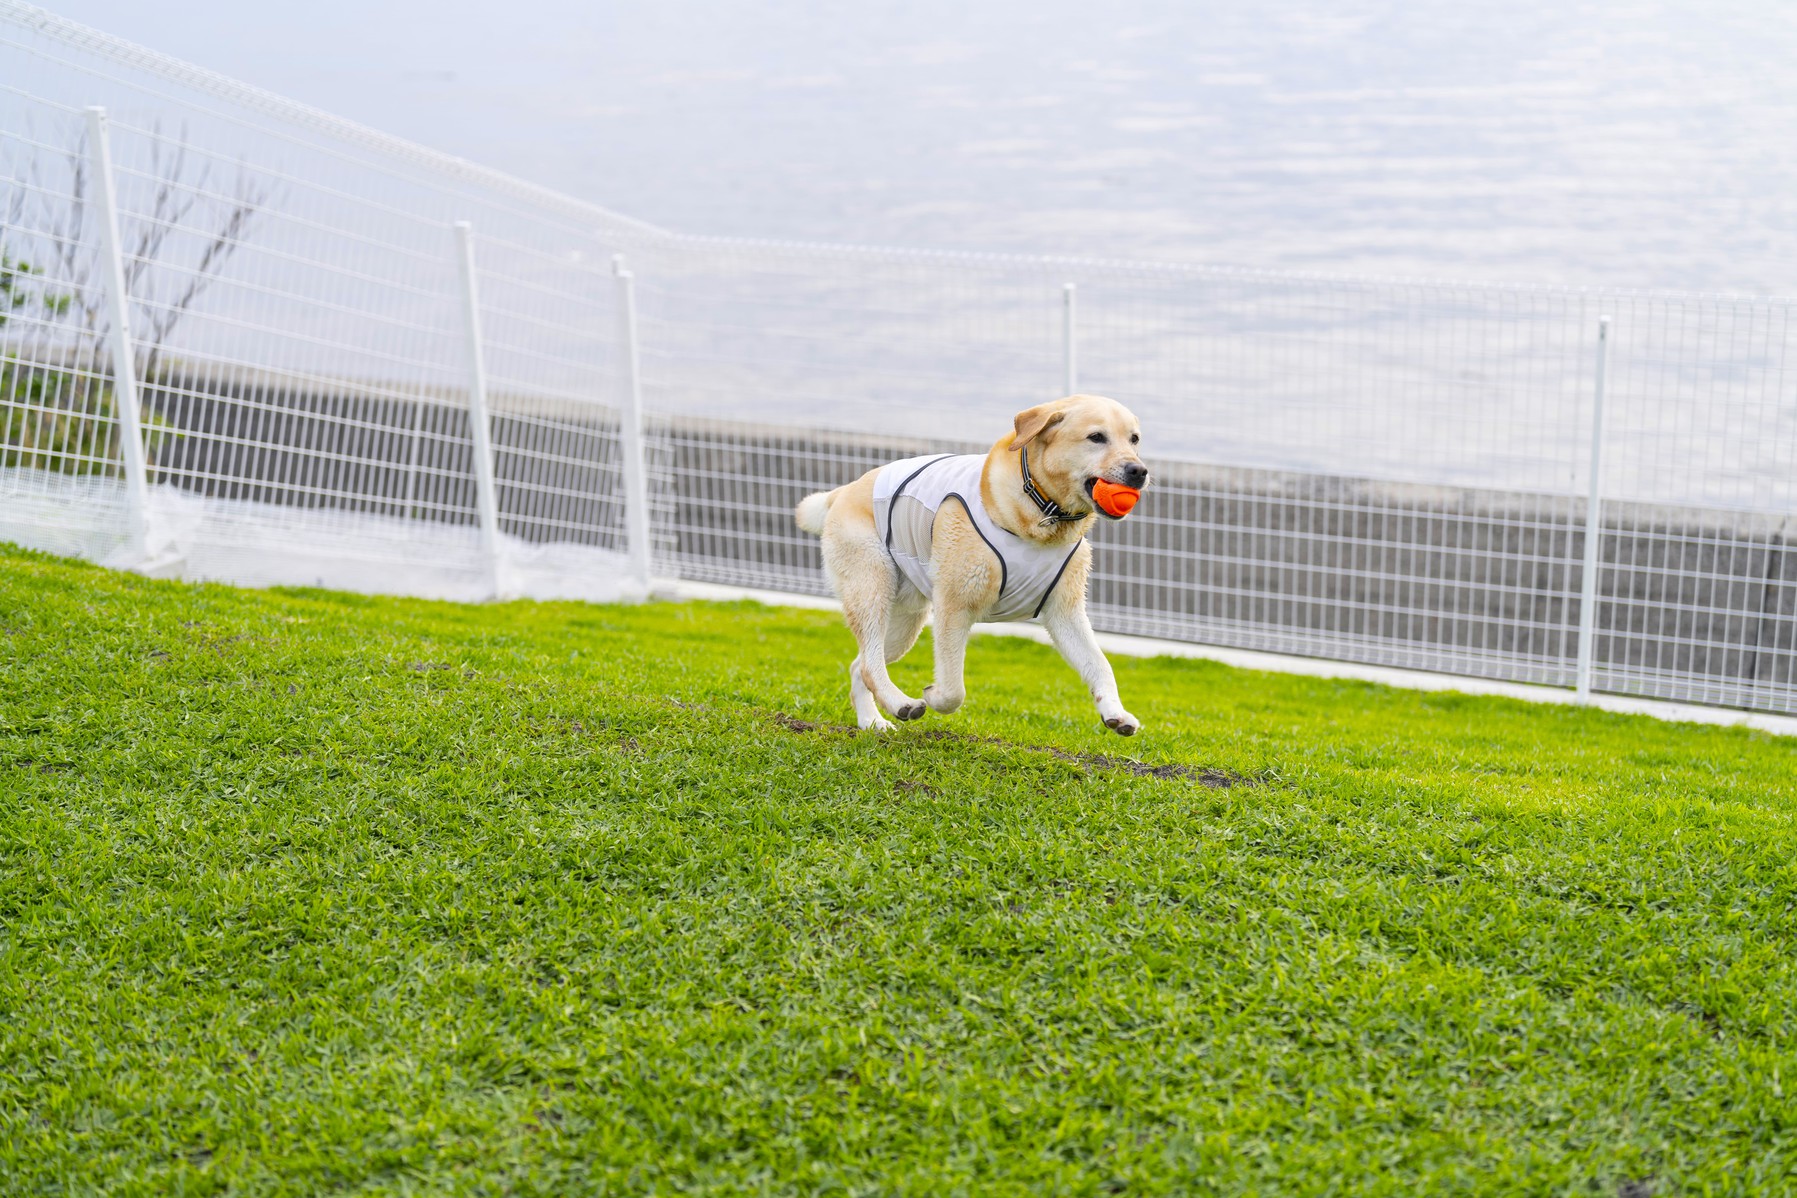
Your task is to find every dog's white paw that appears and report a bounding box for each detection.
[861,715,896,733]
[1103,711,1140,737]
[923,684,963,714]
[893,698,928,721]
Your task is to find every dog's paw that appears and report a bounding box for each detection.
[894,699,928,721]
[1103,711,1140,737]
[860,715,896,733]
[923,684,963,714]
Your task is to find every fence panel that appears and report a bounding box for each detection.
[1,1,642,600]
[1594,298,1797,708]
[1,98,135,564]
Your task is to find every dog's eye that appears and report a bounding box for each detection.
[1087,432,1108,444]
[1130,433,1139,445]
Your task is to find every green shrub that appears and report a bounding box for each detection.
[1,359,123,475]
[3,246,174,477]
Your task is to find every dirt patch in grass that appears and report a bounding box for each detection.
[16,760,74,775]
[771,712,1252,787]
[772,712,849,734]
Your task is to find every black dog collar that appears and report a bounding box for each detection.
[1019,447,1089,526]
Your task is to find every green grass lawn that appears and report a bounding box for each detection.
[3,543,1795,1196]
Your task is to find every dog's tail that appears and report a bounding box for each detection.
[794,488,837,536]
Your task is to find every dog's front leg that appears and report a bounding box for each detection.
[924,599,973,713]
[1040,596,1139,737]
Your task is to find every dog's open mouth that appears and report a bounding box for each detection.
[1085,476,1141,520]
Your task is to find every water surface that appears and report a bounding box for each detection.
[53,0,1797,292]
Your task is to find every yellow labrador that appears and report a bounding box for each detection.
[795,394,1150,734]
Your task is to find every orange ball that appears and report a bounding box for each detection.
[1091,479,1140,517]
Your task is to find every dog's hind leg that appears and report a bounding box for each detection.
[883,595,929,669]
[847,596,927,730]
[846,597,928,725]
[823,518,927,728]
[848,656,890,731]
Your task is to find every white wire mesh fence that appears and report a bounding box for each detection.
[3,1,1793,713]
[1,1,646,600]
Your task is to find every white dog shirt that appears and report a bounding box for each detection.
[871,454,1083,622]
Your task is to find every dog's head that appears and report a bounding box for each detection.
[1008,394,1148,521]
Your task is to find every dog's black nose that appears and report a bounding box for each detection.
[1121,462,1149,488]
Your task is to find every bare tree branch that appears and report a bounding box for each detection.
[22,123,270,390]
[140,178,265,385]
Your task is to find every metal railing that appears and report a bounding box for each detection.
[3,0,1793,713]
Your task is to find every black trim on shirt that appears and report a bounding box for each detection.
[883,455,955,555]
[943,492,1008,602]
[1033,541,1085,619]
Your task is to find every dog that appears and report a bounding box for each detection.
[794,394,1150,734]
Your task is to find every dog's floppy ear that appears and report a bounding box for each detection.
[1010,402,1066,450]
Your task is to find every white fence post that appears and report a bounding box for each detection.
[452,221,503,599]
[1575,315,1612,699]
[84,105,150,564]
[612,254,653,590]
[1063,282,1078,396]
